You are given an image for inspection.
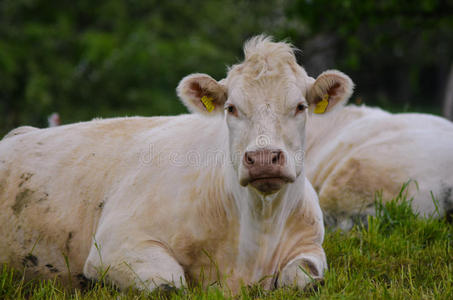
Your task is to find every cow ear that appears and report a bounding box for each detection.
[177,73,228,115]
[306,70,354,114]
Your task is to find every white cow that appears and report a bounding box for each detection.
[305,105,453,230]
[0,36,354,293]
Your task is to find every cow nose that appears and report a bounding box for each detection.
[243,149,285,169]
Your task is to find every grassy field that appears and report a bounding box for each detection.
[1,190,452,299]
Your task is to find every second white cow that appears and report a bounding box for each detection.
[305,105,453,229]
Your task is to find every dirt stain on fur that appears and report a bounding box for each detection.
[22,254,38,267]
[45,264,59,273]
[65,232,73,253]
[18,172,33,188]
[12,188,34,216]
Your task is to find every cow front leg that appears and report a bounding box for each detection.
[278,250,327,290]
[83,240,186,292]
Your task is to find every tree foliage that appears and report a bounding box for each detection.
[1,0,452,135]
[0,0,288,134]
[287,0,453,111]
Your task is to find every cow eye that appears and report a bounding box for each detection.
[296,103,307,114]
[225,104,238,116]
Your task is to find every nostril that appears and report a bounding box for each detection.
[272,154,278,164]
[244,152,255,165]
[271,151,284,165]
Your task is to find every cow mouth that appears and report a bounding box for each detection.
[249,176,291,194]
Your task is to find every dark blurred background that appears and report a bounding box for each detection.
[1,0,453,136]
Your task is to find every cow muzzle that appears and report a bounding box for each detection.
[241,149,295,194]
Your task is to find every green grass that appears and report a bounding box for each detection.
[1,190,452,299]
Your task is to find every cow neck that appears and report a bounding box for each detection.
[224,163,304,281]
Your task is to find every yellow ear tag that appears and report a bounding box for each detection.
[314,94,329,114]
[201,96,215,112]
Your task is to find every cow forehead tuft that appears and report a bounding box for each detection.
[243,35,296,65]
[227,35,301,81]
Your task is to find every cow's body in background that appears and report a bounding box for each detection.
[306,105,453,230]
[0,36,354,292]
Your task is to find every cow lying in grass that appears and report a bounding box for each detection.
[0,36,354,292]
[305,105,453,230]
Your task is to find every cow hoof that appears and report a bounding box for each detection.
[157,283,177,293]
[303,278,325,292]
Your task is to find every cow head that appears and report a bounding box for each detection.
[177,36,353,195]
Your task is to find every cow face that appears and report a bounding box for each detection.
[177,36,353,195]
